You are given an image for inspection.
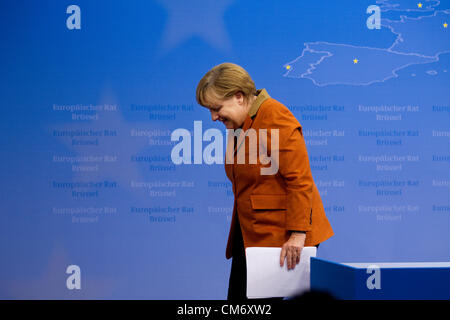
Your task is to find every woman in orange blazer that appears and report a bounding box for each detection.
[196,63,334,300]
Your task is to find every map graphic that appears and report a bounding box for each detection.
[284,0,449,86]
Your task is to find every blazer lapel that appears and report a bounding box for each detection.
[234,115,253,156]
[224,89,270,178]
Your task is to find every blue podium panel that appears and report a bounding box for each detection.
[311,258,450,300]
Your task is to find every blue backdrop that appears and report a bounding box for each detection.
[0,0,449,299]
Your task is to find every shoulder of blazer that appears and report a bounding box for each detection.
[254,98,302,132]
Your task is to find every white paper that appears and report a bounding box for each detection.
[245,246,316,299]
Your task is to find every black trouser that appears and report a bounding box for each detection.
[227,215,319,301]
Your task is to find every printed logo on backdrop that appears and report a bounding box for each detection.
[51,96,197,225]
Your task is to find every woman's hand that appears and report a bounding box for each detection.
[280,232,306,270]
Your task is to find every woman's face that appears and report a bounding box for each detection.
[204,91,250,129]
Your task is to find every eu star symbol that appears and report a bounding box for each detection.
[444,22,448,28]
[353,58,358,64]
[156,0,235,56]
[417,2,423,8]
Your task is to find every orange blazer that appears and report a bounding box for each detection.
[224,89,334,259]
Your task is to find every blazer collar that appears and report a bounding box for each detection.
[230,89,270,157]
[248,88,270,118]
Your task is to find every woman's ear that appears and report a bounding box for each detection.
[235,91,244,105]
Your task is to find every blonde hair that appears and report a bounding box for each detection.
[196,63,256,107]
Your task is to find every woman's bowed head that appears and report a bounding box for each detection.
[196,62,257,130]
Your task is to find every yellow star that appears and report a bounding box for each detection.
[444,22,448,28]
[418,2,423,8]
[353,58,358,64]
[286,65,291,70]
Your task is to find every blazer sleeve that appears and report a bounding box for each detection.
[277,125,314,232]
